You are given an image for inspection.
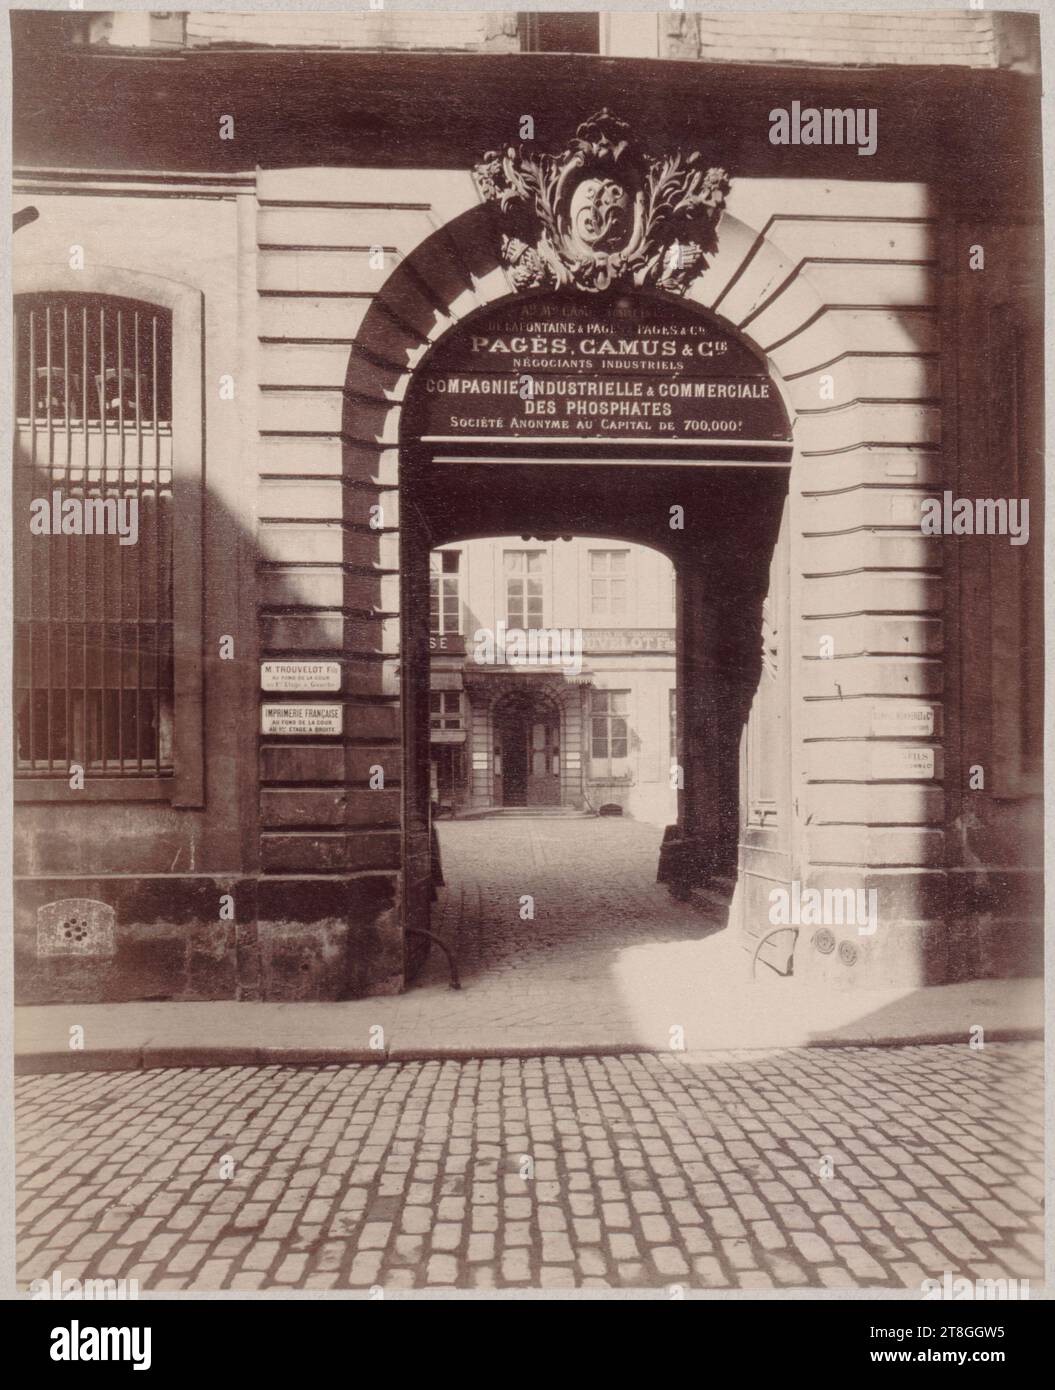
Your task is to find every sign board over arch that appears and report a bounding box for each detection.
[404,289,792,464]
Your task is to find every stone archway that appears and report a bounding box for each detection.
[335,148,942,993]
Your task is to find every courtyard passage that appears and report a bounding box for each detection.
[417,817,1035,1052]
[425,815,719,1027]
[16,1044,1043,1292]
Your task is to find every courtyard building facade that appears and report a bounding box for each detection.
[429,537,677,822]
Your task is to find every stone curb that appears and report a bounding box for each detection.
[14,1027,1043,1074]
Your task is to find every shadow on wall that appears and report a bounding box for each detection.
[11,401,404,1003]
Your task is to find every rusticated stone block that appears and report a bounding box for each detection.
[15,876,254,1003]
[257,873,402,999]
[260,745,345,784]
[344,702,401,740]
[259,743,401,785]
[260,830,401,874]
[260,787,400,828]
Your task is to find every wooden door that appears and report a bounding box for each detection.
[499,713,528,806]
[526,716,561,806]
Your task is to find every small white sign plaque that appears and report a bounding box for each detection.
[261,703,343,736]
[871,746,935,780]
[261,661,341,693]
[870,704,935,737]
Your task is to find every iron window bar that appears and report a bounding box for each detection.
[14,293,175,778]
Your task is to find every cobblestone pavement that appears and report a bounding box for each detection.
[416,816,742,1044]
[413,818,1041,1051]
[16,1044,1044,1292]
[433,811,711,961]
[431,815,705,984]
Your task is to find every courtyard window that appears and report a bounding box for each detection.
[430,549,461,635]
[591,689,630,774]
[588,549,629,619]
[430,691,462,732]
[505,549,544,629]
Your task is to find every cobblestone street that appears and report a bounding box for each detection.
[16,1043,1043,1292]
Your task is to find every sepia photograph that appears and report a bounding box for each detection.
[2,0,1050,1353]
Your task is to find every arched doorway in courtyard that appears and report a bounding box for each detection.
[491,684,562,808]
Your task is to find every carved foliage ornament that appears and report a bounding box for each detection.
[473,110,730,295]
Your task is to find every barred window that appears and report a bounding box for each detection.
[13,293,174,778]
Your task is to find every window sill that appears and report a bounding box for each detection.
[15,777,174,803]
